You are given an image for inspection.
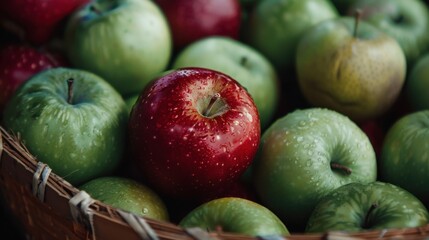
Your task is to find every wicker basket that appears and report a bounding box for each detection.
[1,126,429,240]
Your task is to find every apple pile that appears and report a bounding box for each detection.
[2,0,429,237]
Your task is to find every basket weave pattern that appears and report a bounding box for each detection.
[1,126,429,240]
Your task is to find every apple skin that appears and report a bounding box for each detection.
[347,0,429,64]
[306,181,429,233]
[179,197,289,237]
[296,17,406,122]
[3,68,129,185]
[80,177,169,221]
[128,68,260,201]
[172,36,280,130]
[252,108,377,231]
[0,44,61,117]
[380,110,429,208]
[0,0,89,44]
[155,0,241,50]
[406,53,429,111]
[65,0,172,97]
[243,0,338,72]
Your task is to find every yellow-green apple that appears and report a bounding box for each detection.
[380,110,429,207]
[296,15,406,122]
[128,68,260,201]
[347,0,429,64]
[0,0,89,44]
[80,177,169,221]
[180,197,289,237]
[252,108,377,231]
[243,0,338,73]
[306,182,429,233]
[65,0,172,97]
[155,0,241,50]
[3,68,128,185]
[406,53,429,110]
[172,36,280,130]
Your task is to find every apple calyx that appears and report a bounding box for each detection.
[330,162,352,175]
[353,9,362,38]
[199,93,229,118]
[67,78,74,104]
[363,203,378,229]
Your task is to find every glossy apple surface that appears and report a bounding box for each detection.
[128,68,260,200]
[155,0,241,50]
[253,108,377,231]
[180,197,289,237]
[65,0,172,96]
[306,182,429,233]
[3,68,128,185]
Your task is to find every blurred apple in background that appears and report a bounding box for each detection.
[296,15,406,122]
[347,0,429,64]
[128,68,260,201]
[380,110,429,208]
[306,182,429,233]
[65,0,172,97]
[243,0,338,73]
[155,0,241,51]
[172,36,279,130]
[329,0,358,13]
[252,108,377,231]
[0,0,88,45]
[406,53,429,111]
[0,44,62,118]
[3,68,129,185]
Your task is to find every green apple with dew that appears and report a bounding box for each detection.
[347,0,429,64]
[253,108,377,231]
[80,177,169,221]
[380,110,429,208]
[306,181,429,233]
[296,14,406,122]
[244,0,338,72]
[65,0,172,97]
[3,68,128,185]
[180,197,289,237]
[406,53,429,111]
[173,36,279,129]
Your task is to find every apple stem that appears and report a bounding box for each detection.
[67,78,74,104]
[240,56,248,66]
[363,203,378,229]
[89,4,101,14]
[353,9,362,38]
[330,163,352,175]
[203,93,221,117]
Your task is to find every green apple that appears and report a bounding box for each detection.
[252,108,377,231]
[406,53,429,111]
[172,36,280,129]
[243,0,338,72]
[306,181,429,233]
[330,0,357,13]
[380,110,429,207]
[179,197,289,237]
[2,68,128,185]
[347,0,429,64]
[296,16,406,122]
[80,177,169,221]
[65,0,172,97]
[124,94,139,114]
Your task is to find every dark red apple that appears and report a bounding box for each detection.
[0,0,89,45]
[128,68,260,200]
[155,0,241,50]
[358,120,385,157]
[0,44,61,116]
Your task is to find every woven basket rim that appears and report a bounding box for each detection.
[1,125,429,240]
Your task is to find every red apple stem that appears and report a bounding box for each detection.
[363,203,378,229]
[330,163,352,175]
[353,9,362,38]
[67,78,74,104]
[203,93,221,117]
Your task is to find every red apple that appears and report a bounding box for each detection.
[128,68,260,200]
[0,0,89,45]
[358,120,385,157]
[155,0,241,50]
[0,44,62,116]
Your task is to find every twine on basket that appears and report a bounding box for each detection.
[0,127,3,162]
[185,227,220,240]
[117,209,159,240]
[69,190,96,240]
[32,162,52,202]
